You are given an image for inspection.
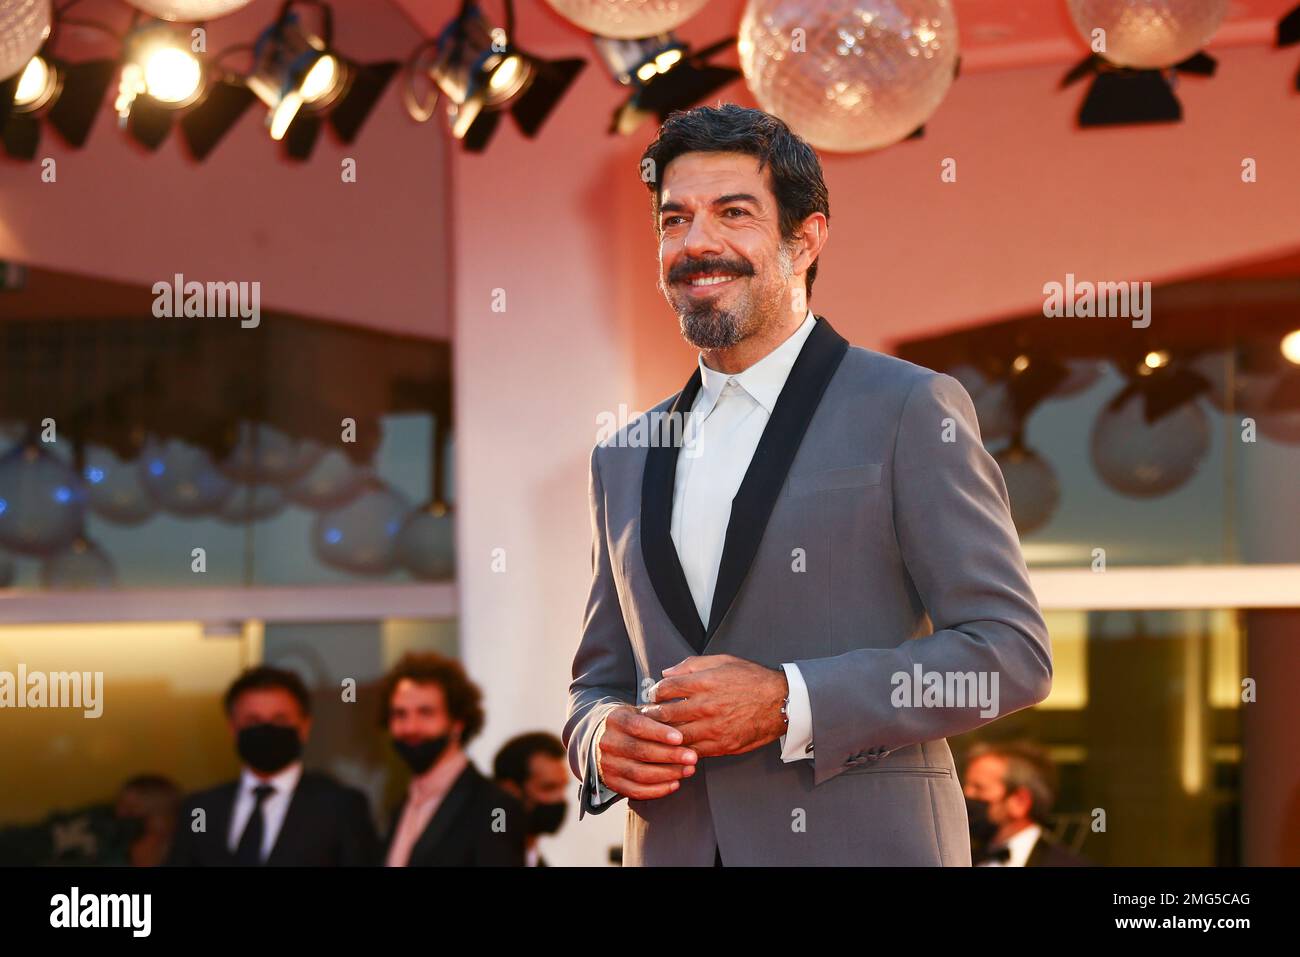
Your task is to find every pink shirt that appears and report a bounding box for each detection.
[385,749,469,867]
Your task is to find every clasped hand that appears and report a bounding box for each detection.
[595,654,788,801]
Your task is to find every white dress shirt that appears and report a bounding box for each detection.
[591,311,819,804]
[226,761,303,861]
[976,823,1042,867]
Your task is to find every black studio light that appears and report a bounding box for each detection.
[593,32,740,136]
[182,0,397,161]
[114,17,209,151]
[412,0,584,152]
[0,9,116,160]
[1060,51,1217,127]
[1279,5,1300,91]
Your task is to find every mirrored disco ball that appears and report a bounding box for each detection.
[285,446,372,510]
[544,0,711,41]
[122,0,253,22]
[739,0,958,152]
[219,422,324,486]
[0,443,86,557]
[1191,353,1300,445]
[396,505,455,581]
[40,536,116,589]
[946,364,1015,444]
[311,481,412,575]
[1090,392,1209,497]
[138,437,235,516]
[83,444,156,526]
[0,549,15,588]
[993,444,1060,536]
[218,484,288,523]
[0,0,50,81]
[1066,0,1230,69]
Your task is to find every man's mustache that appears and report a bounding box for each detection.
[669,259,754,283]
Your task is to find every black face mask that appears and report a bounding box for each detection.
[393,734,450,775]
[527,800,567,836]
[966,796,1001,850]
[237,723,303,775]
[113,815,147,847]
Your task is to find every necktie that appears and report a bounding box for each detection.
[234,784,276,865]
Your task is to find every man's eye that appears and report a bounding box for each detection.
[724,207,747,217]
[663,216,684,227]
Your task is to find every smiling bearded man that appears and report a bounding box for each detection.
[563,104,1053,866]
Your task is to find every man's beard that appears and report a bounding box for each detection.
[679,302,747,350]
[666,242,795,351]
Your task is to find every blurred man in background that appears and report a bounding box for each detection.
[494,732,570,866]
[962,740,1089,867]
[382,653,525,866]
[115,775,182,867]
[168,665,379,866]
[0,774,180,866]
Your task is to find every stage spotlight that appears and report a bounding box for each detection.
[1,14,116,160]
[1143,349,1171,372]
[115,19,207,150]
[593,32,740,136]
[1060,52,1216,128]
[13,54,59,112]
[177,61,256,160]
[244,1,397,160]
[1281,6,1300,90]
[417,0,584,152]
[1281,330,1300,366]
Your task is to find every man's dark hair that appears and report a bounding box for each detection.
[117,775,182,817]
[964,741,1059,825]
[640,103,831,301]
[223,665,312,717]
[379,652,485,746]
[493,732,566,787]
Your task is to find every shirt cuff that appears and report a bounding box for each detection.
[779,663,814,762]
[588,717,619,806]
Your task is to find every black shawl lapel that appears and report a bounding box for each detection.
[706,316,848,641]
[406,763,476,865]
[639,315,849,654]
[641,367,709,652]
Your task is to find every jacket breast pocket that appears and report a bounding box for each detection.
[840,764,953,778]
[786,463,882,497]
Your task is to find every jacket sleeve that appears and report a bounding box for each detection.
[562,444,639,817]
[337,787,382,867]
[795,372,1053,786]
[165,796,201,866]
[473,790,527,866]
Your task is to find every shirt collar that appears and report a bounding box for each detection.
[1001,823,1043,866]
[409,748,469,804]
[239,760,303,797]
[696,309,817,416]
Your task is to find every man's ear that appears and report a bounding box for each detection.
[498,779,523,801]
[794,212,828,275]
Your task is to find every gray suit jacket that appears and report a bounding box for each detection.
[564,316,1052,866]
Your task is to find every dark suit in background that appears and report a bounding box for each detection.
[1027,832,1091,867]
[168,771,379,866]
[386,763,525,867]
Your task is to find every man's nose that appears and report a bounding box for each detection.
[682,214,723,258]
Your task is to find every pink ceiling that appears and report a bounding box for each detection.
[392,0,1292,72]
